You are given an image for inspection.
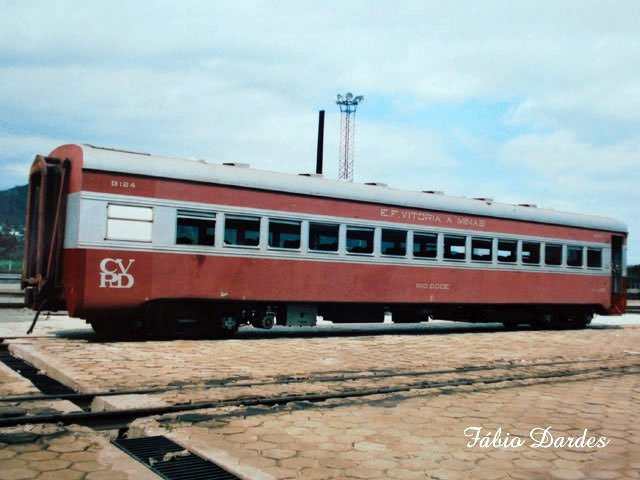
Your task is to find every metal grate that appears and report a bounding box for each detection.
[113,435,241,480]
[0,354,76,396]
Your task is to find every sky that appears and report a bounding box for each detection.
[0,1,639,264]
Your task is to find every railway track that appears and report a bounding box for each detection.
[1,353,639,430]
[0,292,23,307]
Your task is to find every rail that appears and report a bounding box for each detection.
[1,354,639,429]
[1,364,638,429]
[0,273,21,281]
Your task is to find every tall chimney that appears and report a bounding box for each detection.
[316,110,325,174]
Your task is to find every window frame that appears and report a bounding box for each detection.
[106,204,153,243]
[308,222,340,253]
[443,234,466,261]
[497,239,517,264]
[587,247,603,269]
[544,243,563,267]
[567,245,584,267]
[380,228,407,257]
[346,226,375,255]
[224,214,261,248]
[175,210,216,247]
[521,241,541,265]
[268,218,302,250]
[471,237,493,262]
[413,232,438,260]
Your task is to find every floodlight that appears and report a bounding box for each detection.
[335,92,364,181]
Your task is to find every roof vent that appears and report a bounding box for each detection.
[422,190,444,195]
[474,197,494,202]
[223,162,250,168]
[298,173,324,178]
[365,182,388,187]
[518,203,538,208]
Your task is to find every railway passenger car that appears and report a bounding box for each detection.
[22,144,628,337]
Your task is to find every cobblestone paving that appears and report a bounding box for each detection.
[0,424,159,480]
[122,355,638,412]
[132,373,640,479]
[2,317,640,479]
[0,360,39,397]
[7,326,640,393]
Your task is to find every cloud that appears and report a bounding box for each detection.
[1,0,639,261]
[0,131,63,187]
[498,131,640,177]
[495,130,640,262]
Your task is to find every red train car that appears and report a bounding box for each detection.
[22,144,628,337]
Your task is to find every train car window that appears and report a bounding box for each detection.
[269,219,301,249]
[471,237,492,261]
[587,247,602,268]
[497,239,517,263]
[443,235,466,260]
[309,223,339,252]
[521,242,541,264]
[106,204,153,242]
[346,226,374,254]
[567,246,583,267]
[176,210,215,246]
[381,229,407,256]
[413,232,437,259]
[545,244,562,266]
[224,215,260,247]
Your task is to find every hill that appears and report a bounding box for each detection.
[0,184,27,230]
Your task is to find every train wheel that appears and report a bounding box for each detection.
[90,314,134,340]
[560,311,592,330]
[580,312,594,328]
[257,313,275,329]
[89,317,117,339]
[553,313,572,330]
[530,312,554,330]
[141,303,169,338]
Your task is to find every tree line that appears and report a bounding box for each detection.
[0,223,24,273]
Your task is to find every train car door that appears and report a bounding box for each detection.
[610,235,626,314]
[611,236,623,295]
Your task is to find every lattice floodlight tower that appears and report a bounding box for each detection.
[336,92,364,181]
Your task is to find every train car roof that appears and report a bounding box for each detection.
[74,144,627,234]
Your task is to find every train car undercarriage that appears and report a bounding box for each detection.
[83,300,597,339]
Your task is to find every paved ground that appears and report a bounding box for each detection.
[133,372,640,480]
[0,424,160,480]
[5,317,640,393]
[1,307,639,479]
